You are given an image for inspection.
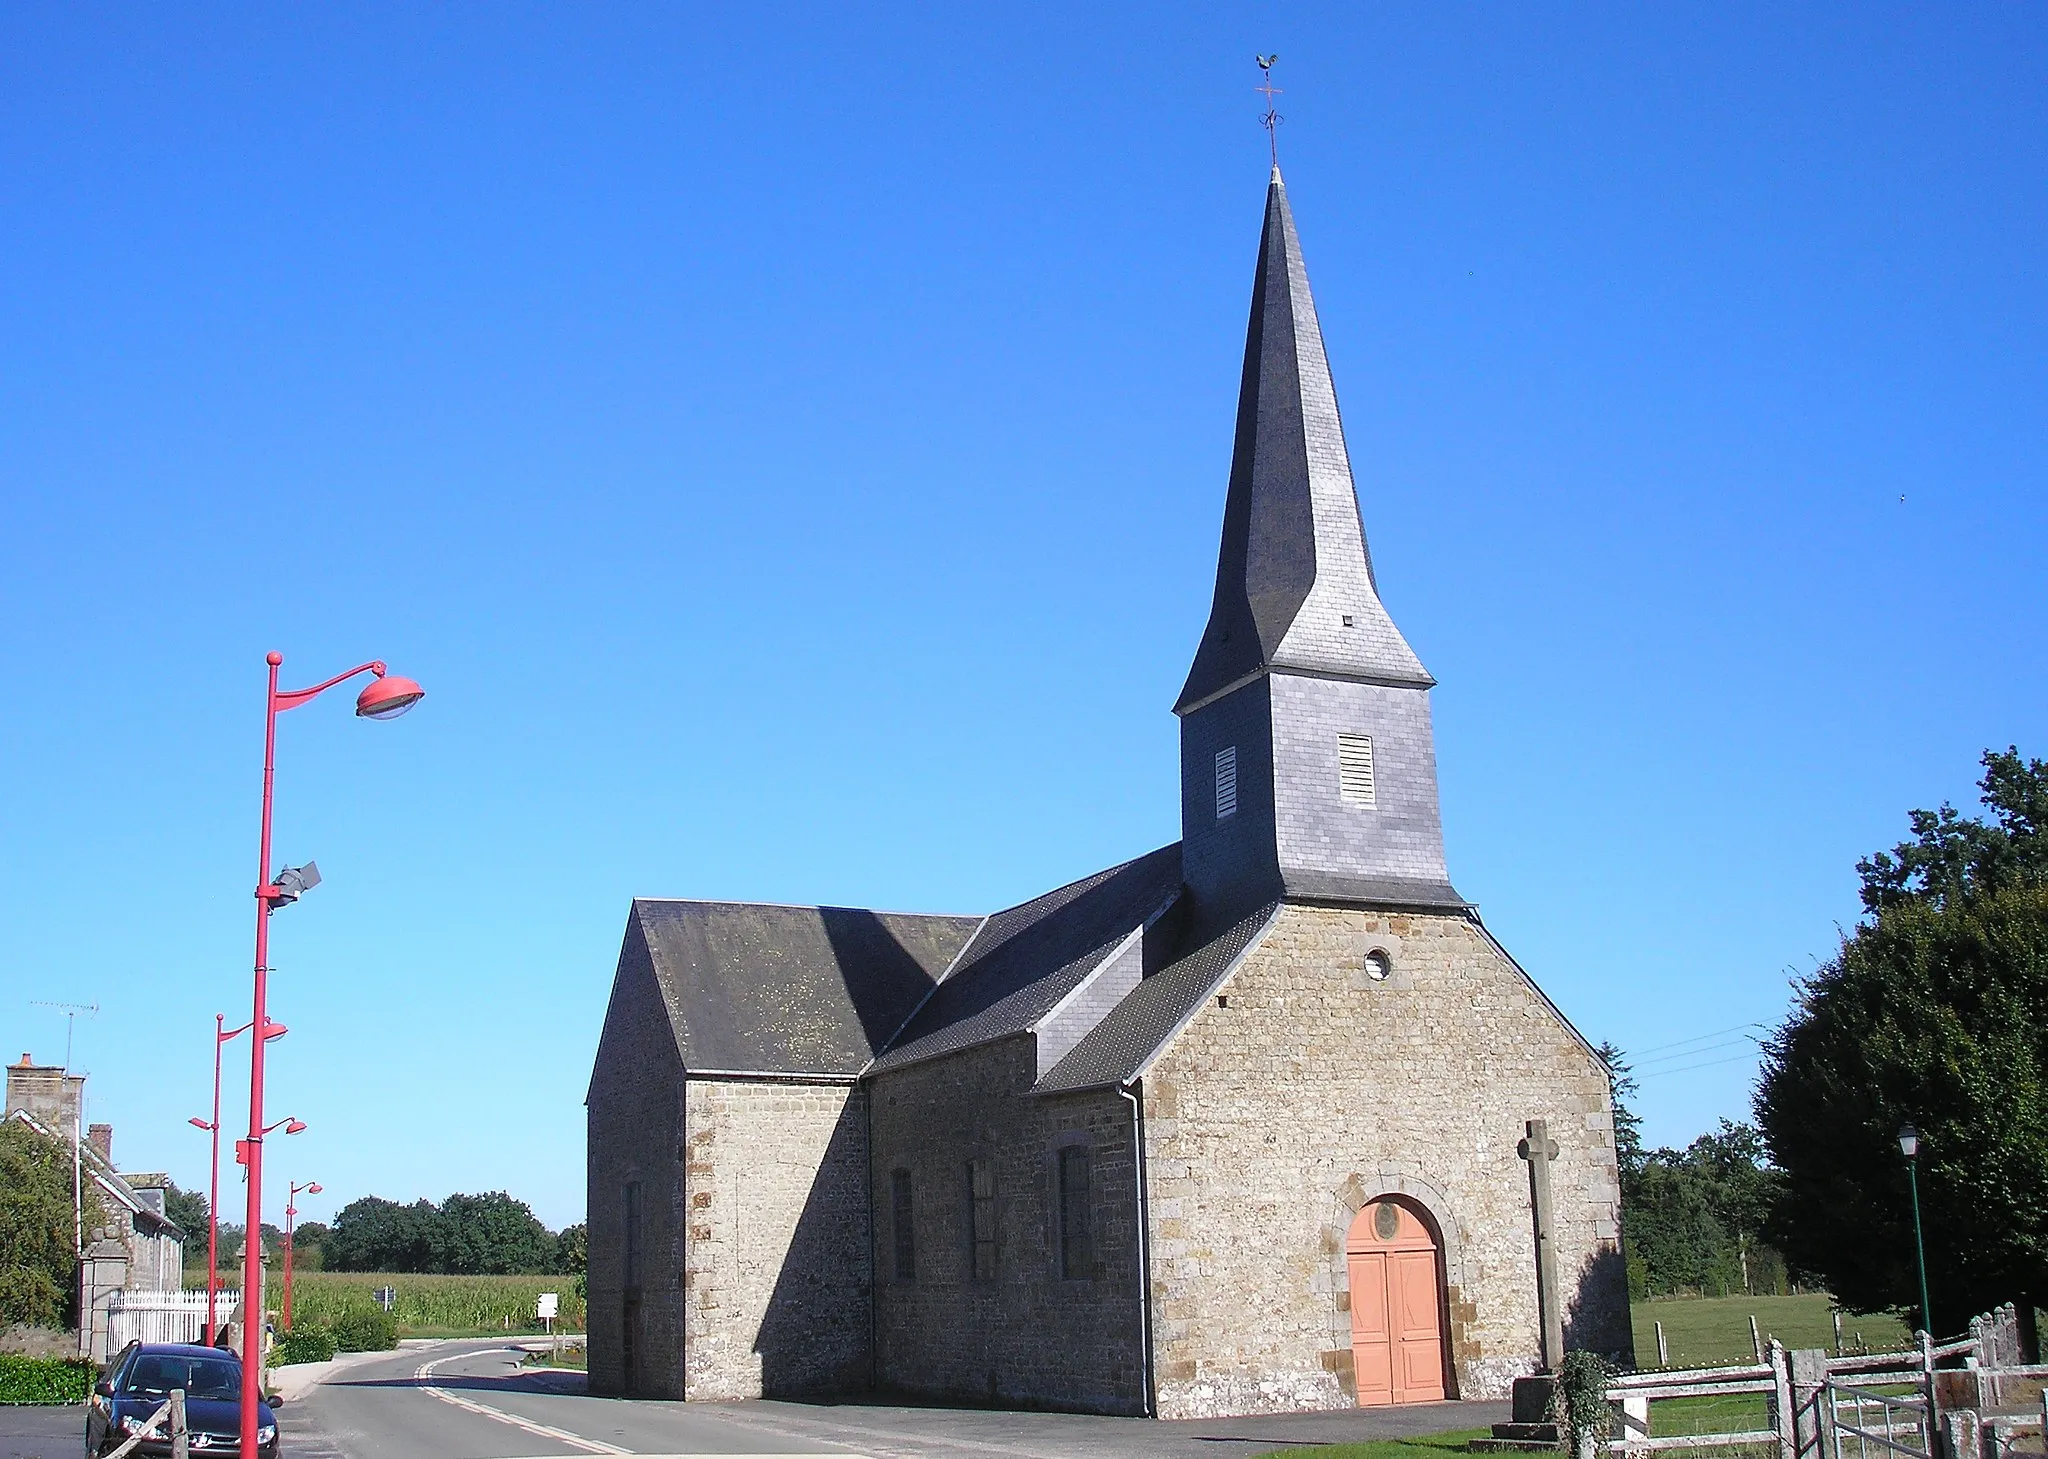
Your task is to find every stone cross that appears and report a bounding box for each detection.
[1518,1118,1564,1370]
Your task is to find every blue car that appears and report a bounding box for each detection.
[86,1342,279,1457]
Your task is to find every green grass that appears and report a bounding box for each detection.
[1257,1427,1488,1459]
[288,1273,584,1337]
[1632,1294,1912,1369]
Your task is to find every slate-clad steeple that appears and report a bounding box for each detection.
[1176,168,1461,922]
[1176,167,1431,718]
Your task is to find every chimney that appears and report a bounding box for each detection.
[87,1123,113,1164]
[4,1057,85,1140]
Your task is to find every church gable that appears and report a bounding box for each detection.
[631,899,978,1075]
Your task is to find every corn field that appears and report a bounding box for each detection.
[287,1273,585,1334]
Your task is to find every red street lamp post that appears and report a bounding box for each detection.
[283,1181,321,1331]
[237,652,422,1455]
[188,1014,256,1344]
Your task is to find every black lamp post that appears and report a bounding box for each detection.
[1898,1124,1933,1334]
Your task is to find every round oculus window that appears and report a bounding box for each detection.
[1364,948,1393,982]
[1374,1201,1402,1241]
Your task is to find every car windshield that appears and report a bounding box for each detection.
[124,1354,242,1401]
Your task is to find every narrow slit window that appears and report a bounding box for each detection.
[891,1169,915,1281]
[1338,733,1376,807]
[1215,746,1238,820]
[623,1180,643,1291]
[967,1160,996,1281]
[1058,1145,1092,1280]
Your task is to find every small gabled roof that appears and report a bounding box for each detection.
[871,845,1186,1074]
[1038,900,1280,1092]
[631,899,980,1076]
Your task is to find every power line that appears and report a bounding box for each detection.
[1635,1051,1762,1081]
[1627,1022,1767,1060]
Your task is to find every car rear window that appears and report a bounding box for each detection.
[123,1354,242,1400]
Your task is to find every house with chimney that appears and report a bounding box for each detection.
[586,166,1631,1418]
[7,1054,185,1357]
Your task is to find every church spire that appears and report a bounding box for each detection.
[1175,168,1431,718]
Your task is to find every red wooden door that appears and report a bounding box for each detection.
[1347,1200,1447,1405]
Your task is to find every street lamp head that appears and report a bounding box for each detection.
[189,1117,211,1130]
[284,1119,307,1135]
[356,669,425,721]
[308,1182,322,1194]
[1898,1123,1920,1159]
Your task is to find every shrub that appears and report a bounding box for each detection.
[328,1307,398,1352]
[0,1354,94,1405]
[271,1327,337,1366]
[1550,1350,1616,1451]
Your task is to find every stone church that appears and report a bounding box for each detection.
[587,166,1631,1419]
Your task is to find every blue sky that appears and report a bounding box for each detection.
[2,6,2043,1231]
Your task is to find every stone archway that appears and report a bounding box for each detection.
[1321,1171,1471,1402]
[1346,1197,1448,1405]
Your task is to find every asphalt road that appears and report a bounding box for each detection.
[0,1343,1510,1459]
[277,1340,1508,1459]
[0,1401,79,1459]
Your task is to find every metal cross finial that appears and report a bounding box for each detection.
[1256,54,1283,167]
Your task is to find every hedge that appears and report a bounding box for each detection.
[0,1354,94,1405]
[271,1327,338,1366]
[329,1307,397,1352]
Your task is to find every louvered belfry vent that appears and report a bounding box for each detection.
[1337,733,1376,807]
[1215,746,1239,820]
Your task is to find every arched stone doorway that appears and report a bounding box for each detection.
[1347,1197,1449,1406]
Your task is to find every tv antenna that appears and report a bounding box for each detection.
[30,1001,97,1071]
[29,1000,96,1257]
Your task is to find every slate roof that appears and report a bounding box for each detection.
[869,845,1186,1074]
[1038,900,1281,1092]
[1177,166,1432,716]
[632,900,980,1076]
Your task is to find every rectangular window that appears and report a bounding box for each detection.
[891,1169,916,1281]
[1338,732,1376,807]
[967,1159,996,1281]
[1058,1145,1092,1280]
[1215,746,1238,820]
[623,1180,642,1291]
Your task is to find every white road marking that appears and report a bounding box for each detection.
[412,1348,860,1458]
[415,1350,628,1454]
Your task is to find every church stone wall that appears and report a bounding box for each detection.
[1144,903,1630,1420]
[586,924,684,1398]
[869,1035,1147,1415]
[680,1078,872,1400]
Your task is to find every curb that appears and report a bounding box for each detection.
[267,1347,395,1402]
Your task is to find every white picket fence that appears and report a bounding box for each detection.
[107,1289,240,1348]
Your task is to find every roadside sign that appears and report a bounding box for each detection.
[536,1293,559,1319]
[373,1286,396,1311]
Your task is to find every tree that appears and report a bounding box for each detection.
[324,1197,445,1273]
[437,1192,556,1275]
[163,1182,209,1242]
[555,1223,586,1276]
[1606,1045,1788,1297]
[1856,748,2048,915]
[0,1119,103,1327]
[1758,749,2048,1332]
